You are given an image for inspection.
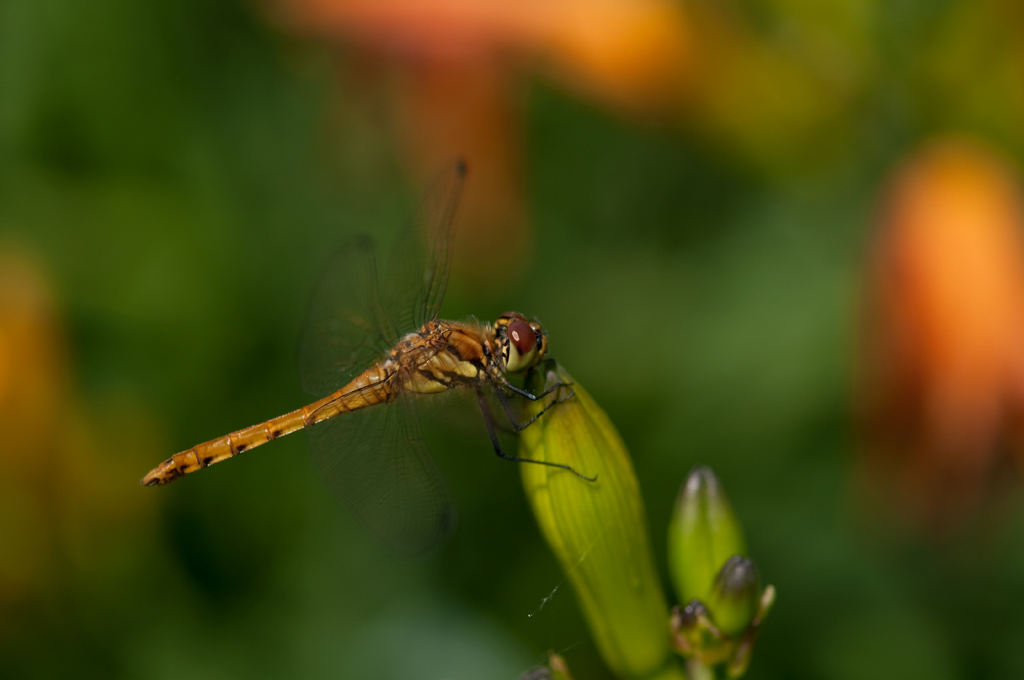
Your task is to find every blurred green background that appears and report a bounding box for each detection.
[4,0,1024,678]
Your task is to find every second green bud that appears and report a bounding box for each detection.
[668,466,749,625]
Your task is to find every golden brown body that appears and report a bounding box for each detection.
[141,320,499,486]
[138,166,591,553]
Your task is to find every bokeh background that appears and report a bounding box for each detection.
[4,0,1024,678]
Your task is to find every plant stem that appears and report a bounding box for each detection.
[686,659,716,680]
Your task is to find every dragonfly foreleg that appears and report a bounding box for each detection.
[498,374,573,402]
[476,389,596,482]
[493,385,574,433]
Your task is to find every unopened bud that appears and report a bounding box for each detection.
[668,466,746,604]
[706,556,760,636]
[520,362,684,680]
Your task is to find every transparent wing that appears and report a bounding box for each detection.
[307,382,456,556]
[384,160,466,334]
[300,165,465,553]
[298,235,396,398]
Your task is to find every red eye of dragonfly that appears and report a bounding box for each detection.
[508,319,537,354]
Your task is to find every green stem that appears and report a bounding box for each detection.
[686,660,715,680]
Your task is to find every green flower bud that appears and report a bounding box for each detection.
[705,556,760,636]
[667,466,746,604]
[520,362,684,680]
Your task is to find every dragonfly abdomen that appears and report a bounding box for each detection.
[141,365,395,486]
[141,407,309,485]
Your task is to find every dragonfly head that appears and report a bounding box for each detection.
[495,312,548,374]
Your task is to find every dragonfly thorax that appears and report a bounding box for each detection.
[494,312,548,374]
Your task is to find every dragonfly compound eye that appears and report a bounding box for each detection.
[503,318,539,373]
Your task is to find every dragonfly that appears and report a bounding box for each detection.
[140,161,591,554]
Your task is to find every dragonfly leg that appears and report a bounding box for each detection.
[494,385,574,432]
[497,360,577,403]
[476,390,596,482]
[498,373,574,402]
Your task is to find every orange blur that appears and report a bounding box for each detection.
[0,249,159,627]
[859,138,1024,532]
[272,0,692,285]
[277,0,692,112]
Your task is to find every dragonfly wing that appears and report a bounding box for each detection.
[307,386,456,556]
[299,235,396,398]
[384,161,466,334]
